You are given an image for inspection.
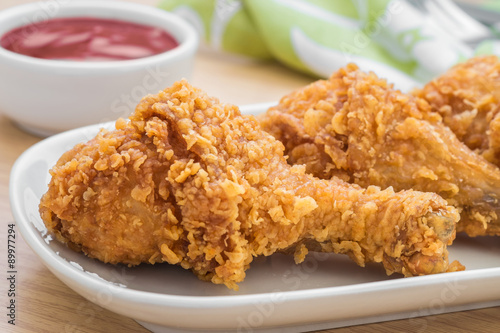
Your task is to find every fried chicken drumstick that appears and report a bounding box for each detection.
[414,56,500,167]
[259,64,500,237]
[40,81,461,289]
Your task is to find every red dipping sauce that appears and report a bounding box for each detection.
[0,17,179,61]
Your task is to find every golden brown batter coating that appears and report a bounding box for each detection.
[40,80,462,289]
[260,64,500,237]
[415,56,500,166]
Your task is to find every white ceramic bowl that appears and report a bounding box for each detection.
[0,0,198,136]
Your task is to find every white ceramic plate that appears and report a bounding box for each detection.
[10,103,500,333]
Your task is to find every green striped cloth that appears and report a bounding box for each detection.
[158,0,500,91]
[481,0,500,12]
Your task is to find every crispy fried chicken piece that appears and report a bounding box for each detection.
[414,56,500,166]
[259,64,500,237]
[40,80,462,290]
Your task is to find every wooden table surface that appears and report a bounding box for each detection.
[1,1,499,332]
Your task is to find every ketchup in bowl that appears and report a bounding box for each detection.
[0,17,178,61]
